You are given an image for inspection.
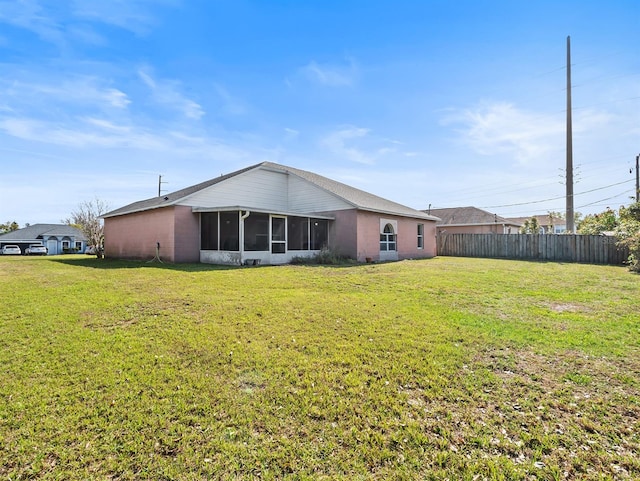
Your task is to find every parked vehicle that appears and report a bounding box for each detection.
[1,245,21,255]
[25,244,47,255]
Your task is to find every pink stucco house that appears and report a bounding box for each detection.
[427,206,521,235]
[103,162,439,264]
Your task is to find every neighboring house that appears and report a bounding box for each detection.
[427,207,521,235]
[0,224,87,255]
[506,215,567,234]
[103,162,439,264]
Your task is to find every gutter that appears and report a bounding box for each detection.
[239,210,250,265]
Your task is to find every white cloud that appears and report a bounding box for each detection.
[67,24,108,46]
[301,59,357,87]
[214,84,246,116]
[0,117,165,149]
[321,126,373,164]
[104,88,131,108]
[82,117,131,133]
[138,69,204,120]
[0,0,178,52]
[442,102,565,164]
[0,0,63,45]
[284,128,299,139]
[0,76,131,112]
[442,100,623,169]
[319,126,417,166]
[71,0,180,36]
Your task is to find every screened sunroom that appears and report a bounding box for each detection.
[196,208,331,265]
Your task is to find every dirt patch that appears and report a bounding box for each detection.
[547,302,583,313]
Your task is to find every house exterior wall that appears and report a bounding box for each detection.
[104,207,178,262]
[355,211,383,261]
[105,205,437,265]
[173,205,200,262]
[355,211,437,262]
[331,209,359,259]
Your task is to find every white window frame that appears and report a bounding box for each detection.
[380,223,397,252]
[270,215,287,254]
[417,223,424,249]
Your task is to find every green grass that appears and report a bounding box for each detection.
[1,255,638,480]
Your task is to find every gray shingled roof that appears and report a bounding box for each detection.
[104,162,439,221]
[261,162,438,220]
[427,207,519,226]
[103,163,260,218]
[0,224,86,241]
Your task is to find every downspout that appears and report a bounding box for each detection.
[239,210,250,265]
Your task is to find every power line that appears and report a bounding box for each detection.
[479,179,634,209]
[577,190,635,209]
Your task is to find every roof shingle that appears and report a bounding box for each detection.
[104,162,439,221]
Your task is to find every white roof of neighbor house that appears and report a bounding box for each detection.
[103,162,440,221]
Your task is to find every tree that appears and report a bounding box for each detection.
[63,199,109,259]
[577,207,619,235]
[0,221,19,234]
[519,217,540,234]
[574,203,640,272]
[546,211,565,234]
[615,202,640,272]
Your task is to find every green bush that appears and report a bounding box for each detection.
[291,247,353,265]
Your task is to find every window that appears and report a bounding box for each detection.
[74,241,83,251]
[62,240,70,250]
[310,219,328,250]
[380,223,396,251]
[244,213,269,251]
[220,211,239,251]
[287,216,309,250]
[201,212,218,250]
[417,223,424,249]
[271,216,286,253]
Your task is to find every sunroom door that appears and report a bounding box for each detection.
[271,216,286,254]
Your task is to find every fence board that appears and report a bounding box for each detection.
[436,234,629,265]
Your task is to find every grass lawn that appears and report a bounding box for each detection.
[0,255,638,480]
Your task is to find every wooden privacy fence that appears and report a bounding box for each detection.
[437,233,629,265]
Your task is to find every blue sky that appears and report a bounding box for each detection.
[1,0,638,227]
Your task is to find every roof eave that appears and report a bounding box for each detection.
[191,206,334,220]
[358,207,440,221]
[102,201,178,219]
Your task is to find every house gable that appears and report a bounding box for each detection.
[183,168,290,212]
[287,173,354,213]
[179,164,354,214]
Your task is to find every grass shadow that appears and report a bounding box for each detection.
[50,256,239,272]
[50,255,437,271]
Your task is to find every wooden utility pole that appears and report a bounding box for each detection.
[565,36,575,232]
[636,154,640,202]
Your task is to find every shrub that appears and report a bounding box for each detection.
[615,202,640,272]
[291,247,353,265]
